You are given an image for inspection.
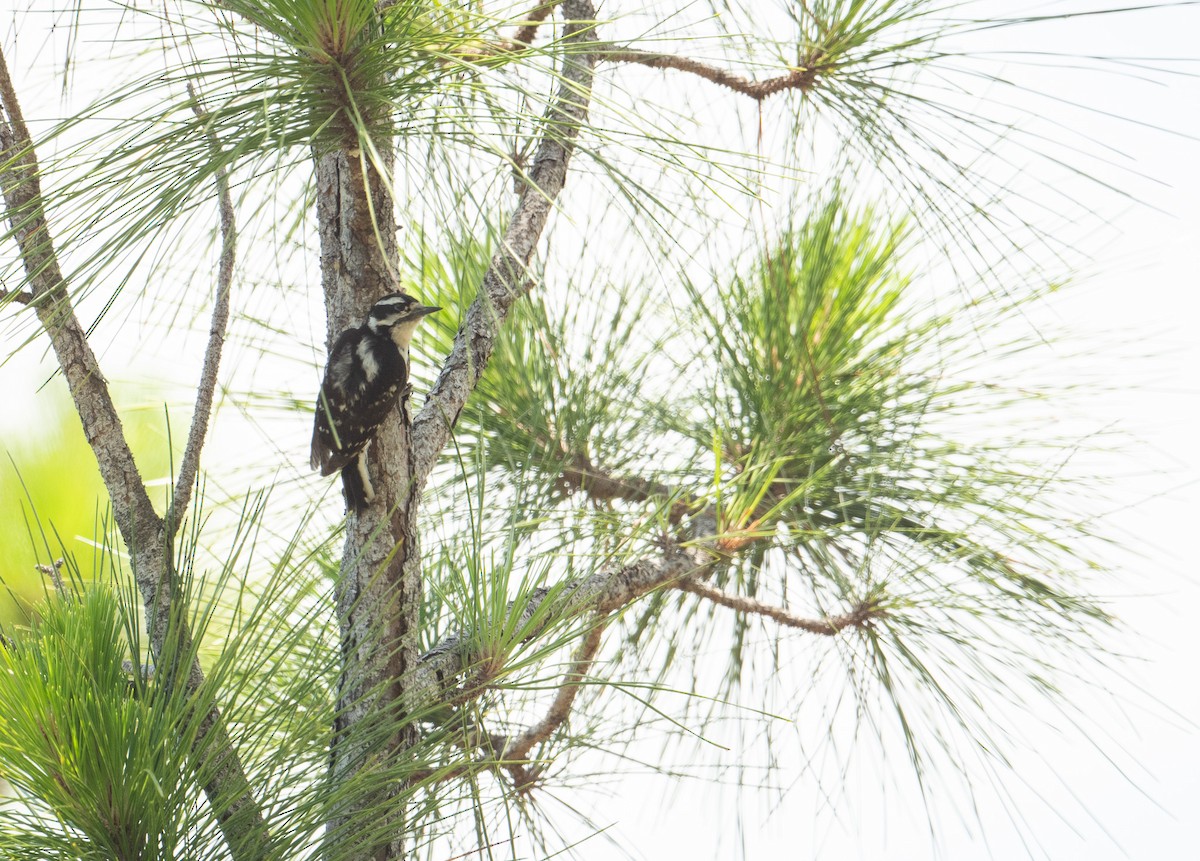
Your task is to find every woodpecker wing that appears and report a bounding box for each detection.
[311,325,407,476]
[311,327,361,475]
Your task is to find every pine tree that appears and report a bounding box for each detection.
[0,2,1185,858]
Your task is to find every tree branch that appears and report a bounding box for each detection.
[450,2,562,64]
[413,498,883,724]
[411,0,596,487]
[170,86,236,530]
[498,616,607,791]
[456,34,824,103]
[675,578,884,636]
[511,1,560,47]
[601,46,824,100]
[408,637,609,795]
[414,510,719,711]
[411,514,879,795]
[0,47,159,553]
[36,558,66,597]
[556,452,672,505]
[0,285,34,304]
[0,47,268,860]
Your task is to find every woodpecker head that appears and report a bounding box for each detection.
[365,291,440,350]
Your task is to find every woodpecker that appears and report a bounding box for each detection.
[310,292,440,511]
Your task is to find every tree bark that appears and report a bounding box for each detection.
[321,3,596,857]
[315,141,423,860]
[0,46,267,861]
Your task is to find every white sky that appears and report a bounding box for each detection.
[0,2,1198,859]
[605,5,1200,859]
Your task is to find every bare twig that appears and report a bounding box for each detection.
[458,37,824,101]
[0,286,34,304]
[601,46,824,100]
[677,578,883,636]
[451,2,561,64]
[0,47,268,860]
[36,558,66,597]
[501,617,606,786]
[169,85,236,530]
[411,0,596,487]
[413,620,607,795]
[557,452,672,504]
[512,1,560,47]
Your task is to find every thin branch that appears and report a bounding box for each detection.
[0,47,268,860]
[512,1,560,47]
[407,616,603,797]
[0,45,161,562]
[676,578,884,636]
[501,616,607,777]
[451,2,561,64]
[0,286,34,304]
[414,511,719,711]
[459,38,825,101]
[413,505,882,722]
[601,46,824,101]
[411,0,596,487]
[557,452,672,504]
[36,558,66,598]
[413,619,613,795]
[169,86,236,530]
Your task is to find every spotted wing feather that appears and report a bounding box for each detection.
[310,326,408,479]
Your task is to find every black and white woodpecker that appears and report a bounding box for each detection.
[310,292,440,511]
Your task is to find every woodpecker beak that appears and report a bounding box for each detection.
[412,304,440,319]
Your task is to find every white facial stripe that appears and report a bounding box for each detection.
[372,295,413,315]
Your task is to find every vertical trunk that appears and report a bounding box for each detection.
[317,4,596,857]
[316,144,422,859]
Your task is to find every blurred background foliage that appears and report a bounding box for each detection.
[0,385,176,628]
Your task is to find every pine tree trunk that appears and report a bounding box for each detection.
[317,3,596,855]
[316,143,422,859]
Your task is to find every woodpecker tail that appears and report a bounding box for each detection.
[340,452,374,513]
[340,466,366,512]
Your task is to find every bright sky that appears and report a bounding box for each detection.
[0,2,1197,859]
[607,4,1200,858]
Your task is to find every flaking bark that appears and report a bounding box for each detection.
[315,142,423,861]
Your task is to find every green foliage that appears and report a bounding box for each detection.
[699,191,912,482]
[212,0,463,143]
[0,393,175,627]
[0,0,1167,856]
[0,485,477,860]
[396,188,1114,819]
[0,0,511,328]
[464,295,663,503]
[629,189,1114,784]
[0,588,197,859]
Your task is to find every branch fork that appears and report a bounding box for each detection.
[0,48,266,859]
